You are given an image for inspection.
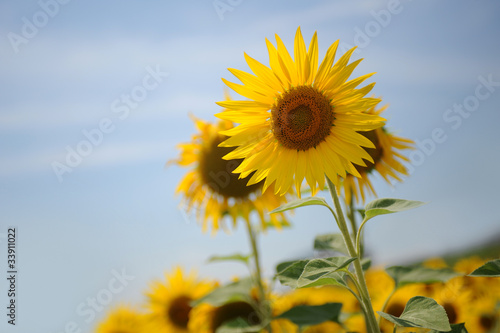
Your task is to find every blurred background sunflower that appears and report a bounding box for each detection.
[143,267,217,333]
[96,305,145,333]
[170,114,291,234]
[341,104,414,204]
[189,300,261,333]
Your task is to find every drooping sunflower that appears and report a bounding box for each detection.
[341,104,414,204]
[216,27,385,197]
[96,305,145,333]
[144,267,217,333]
[171,114,290,233]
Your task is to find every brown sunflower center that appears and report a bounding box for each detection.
[271,85,334,151]
[479,314,496,330]
[443,302,458,323]
[168,295,192,328]
[199,135,262,198]
[354,129,383,174]
[386,302,405,318]
[212,301,260,331]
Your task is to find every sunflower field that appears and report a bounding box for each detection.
[95,28,500,333]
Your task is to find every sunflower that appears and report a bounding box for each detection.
[96,305,145,333]
[188,301,261,333]
[464,294,499,333]
[453,256,487,275]
[144,267,217,333]
[379,284,425,333]
[452,256,500,298]
[216,27,385,197]
[341,104,414,204]
[422,257,448,269]
[432,278,473,327]
[171,114,290,233]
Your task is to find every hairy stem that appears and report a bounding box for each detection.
[326,176,380,333]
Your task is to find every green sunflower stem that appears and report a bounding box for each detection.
[347,197,358,245]
[243,218,271,331]
[326,176,380,333]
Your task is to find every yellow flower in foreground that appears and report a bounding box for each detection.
[96,305,145,333]
[171,115,290,233]
[341,104,414,204]
[216,27,385,197]
[144,267,217,333]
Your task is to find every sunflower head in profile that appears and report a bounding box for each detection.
[96,305,145,333]
[171,113,291,234]
[144,267,217,333]
[341,104,414,204]
[216,27,385,197]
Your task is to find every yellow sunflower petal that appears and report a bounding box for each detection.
[244,52,284,93]
[294,27,309,84]
[307,31,319,85]
[275,33,298,85]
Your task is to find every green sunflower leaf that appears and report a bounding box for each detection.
[377,296,451,331]
[313,233,348,255]
[207,253,251,265]
[298,257,355,288]
[429,323,468,333]
[191,278,253,307]
[468,259,500,277]
[275,257,354,289]
[275,259,310,288]
[386,265,459,289]
[275,302,343,328]
[361,258,372,271]
[269,197,331,214]
[364,198,426,220]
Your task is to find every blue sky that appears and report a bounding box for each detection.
[1,0,500,332]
